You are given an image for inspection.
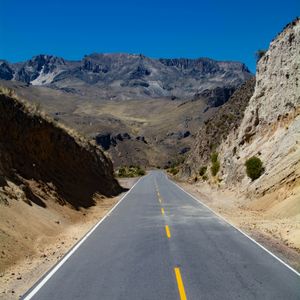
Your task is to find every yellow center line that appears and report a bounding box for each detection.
[165,225,171,238]
[174,267,187,300]
[161,207,165,215]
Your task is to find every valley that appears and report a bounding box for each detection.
[0,10,299,300]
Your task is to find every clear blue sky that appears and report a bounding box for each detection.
[0,0,299,72]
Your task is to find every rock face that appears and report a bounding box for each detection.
[183,77,256,175]
[0,53,252,100]
[194,86,237,107]
[186,18,300,217]
[0,89,122,208]
[95,132,134,150]
[219,18,300,198]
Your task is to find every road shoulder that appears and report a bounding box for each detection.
[174,179,300,273]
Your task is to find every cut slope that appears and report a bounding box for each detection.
[0,88,122,209]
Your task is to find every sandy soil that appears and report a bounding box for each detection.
[0,178,137,300]
[178,180,300,272]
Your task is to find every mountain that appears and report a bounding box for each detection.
[0,54,252,101]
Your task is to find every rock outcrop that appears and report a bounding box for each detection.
[0,88,122,209]
[219,18,300,206]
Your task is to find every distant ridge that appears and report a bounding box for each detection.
[0,53,252,101]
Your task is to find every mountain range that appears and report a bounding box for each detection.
[0,53,253,167]
[0,53,252,101]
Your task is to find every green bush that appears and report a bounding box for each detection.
[199,166,207,176]
[118,167,126,177]
[169,167,179,176]
[136,167,146,176]
[211,161,220,176]
[245,156,264,180]
[117,165,146,178]
[210,152,220,176]
[211,152,218,163]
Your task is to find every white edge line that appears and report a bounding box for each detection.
[23,176,144,300]
[167,175,300,277]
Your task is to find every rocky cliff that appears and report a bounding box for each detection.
[219,18,300,210]
[0,88,122,209]
[185,18,300,217]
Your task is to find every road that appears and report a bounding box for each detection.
[23,171,300,300]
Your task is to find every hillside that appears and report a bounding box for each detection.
[0,88,122,207]
[182,77,256,175]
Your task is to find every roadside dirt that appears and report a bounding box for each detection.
[0,178,137,300]
[177,181,300,272]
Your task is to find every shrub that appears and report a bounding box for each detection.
[211,152,218,163]
[117,165,145,177]
[245,156,264,180]
[210,152,220,176]
[199,166,207,176]
[211,161,220,176]
[169,167,179,176]
[202,175,208,181]
[255,49,267,62]
[118,167,126,177]
[136,166,146,176]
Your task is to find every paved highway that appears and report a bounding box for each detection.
[23,171,300,300]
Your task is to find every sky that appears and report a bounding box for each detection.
[0,0,299,72]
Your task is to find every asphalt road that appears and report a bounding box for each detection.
[23,171,300,300]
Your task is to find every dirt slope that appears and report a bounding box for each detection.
[0,88,122,209]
